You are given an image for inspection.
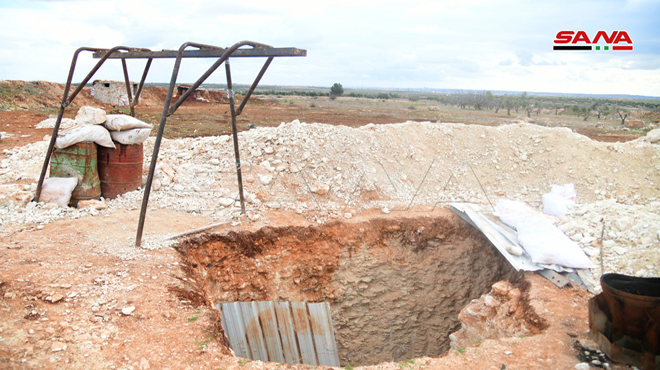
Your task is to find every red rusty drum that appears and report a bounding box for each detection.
[97,143,143,199]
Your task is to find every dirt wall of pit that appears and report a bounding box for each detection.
[177,211,516,366]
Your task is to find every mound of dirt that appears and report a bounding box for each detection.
[0,80,261,111]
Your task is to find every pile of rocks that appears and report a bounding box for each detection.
[1,120,658,276]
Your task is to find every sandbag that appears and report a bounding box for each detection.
[495,199,594,269]
[75,106,107,125]
[40,177,78,208]
[104,115,153,131]
[110,128,151,145]
[55,124,116,149]
[542,183,576,216]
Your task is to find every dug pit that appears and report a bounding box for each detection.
[177,210,516,366]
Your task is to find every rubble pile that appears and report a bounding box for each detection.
[1,120,659,276]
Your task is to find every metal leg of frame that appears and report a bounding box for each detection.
[121,58,134,116]
[131,58,153,117]
[135,56,184,247]
[224,60,246,214]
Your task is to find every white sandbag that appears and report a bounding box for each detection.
[494,199,556,227]
[495,199,594,269]
[75,106,107,125]
[40,177,78,208]
[35,117,77,129]
[104,115,153,131]
[542,183,576,216]
[55,124,116,149]
[110,128,151,145]
[516,217,595,268]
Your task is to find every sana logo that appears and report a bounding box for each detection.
[553,31,633,51]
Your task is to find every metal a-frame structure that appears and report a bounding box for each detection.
[33,41,306,246]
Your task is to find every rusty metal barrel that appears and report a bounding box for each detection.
[50,142,101,206]
[97,143,143,199]
[589,273,660,370]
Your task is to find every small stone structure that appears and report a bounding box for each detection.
[176,84,201,98]
[91,80,138,106]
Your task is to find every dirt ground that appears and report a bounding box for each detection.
[0,207,633,370]
[0,81,657,369]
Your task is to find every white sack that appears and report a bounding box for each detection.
[542,183,576,216]
[75,106,107,125]
[41,177,78,208]
[495,199,595,269]
[55,124,116,149]
[110,128,151,145]
[104,115,153,131]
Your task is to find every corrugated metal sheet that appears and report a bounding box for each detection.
[220,301,340,367]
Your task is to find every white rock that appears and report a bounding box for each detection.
[121,306,135,316]
[309,181,330,195]
[586,212,603,223]
[583,247,600,257]
[218,198,235,207]
[505,245,523,256]
[51,341,67,352]
[574,363,590,370]
[644,128,660,143]
[265,202,281,209]
[611,246,627,255]
[635,269,647,277]
[615,218,632,232]
[258,174,273,185]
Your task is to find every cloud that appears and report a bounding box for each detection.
[0,0,657,96]
[516,50,534,67]
[499,58,514,66]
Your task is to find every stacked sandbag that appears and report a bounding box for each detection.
[55,106,115,149]
[103,115,153,144]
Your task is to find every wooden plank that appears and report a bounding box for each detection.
[240,302,269,362]
[290,302,318,366]
[257,301,285,363]
[308,303,340,366]
[221,303,250,359]
[274,302,301,364]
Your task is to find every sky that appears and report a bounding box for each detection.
[0,0,658,96]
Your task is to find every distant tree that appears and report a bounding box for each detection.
[486,91,495,110]
[615,106,630,125]
[503,95,514,116]
[330,83,344,97]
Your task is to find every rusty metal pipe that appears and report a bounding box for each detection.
[136,42,206,247]
[121,58,134,116]
[225,59,246,214]
[236,56,273,116]
[66,46,148,105]
[168,41,272,115]
[130,58,153,117]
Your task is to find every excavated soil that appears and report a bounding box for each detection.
[176,210,516,366]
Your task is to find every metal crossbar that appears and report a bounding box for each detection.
[32,41,306,247]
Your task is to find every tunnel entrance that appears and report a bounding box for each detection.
[177,210,515,366]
